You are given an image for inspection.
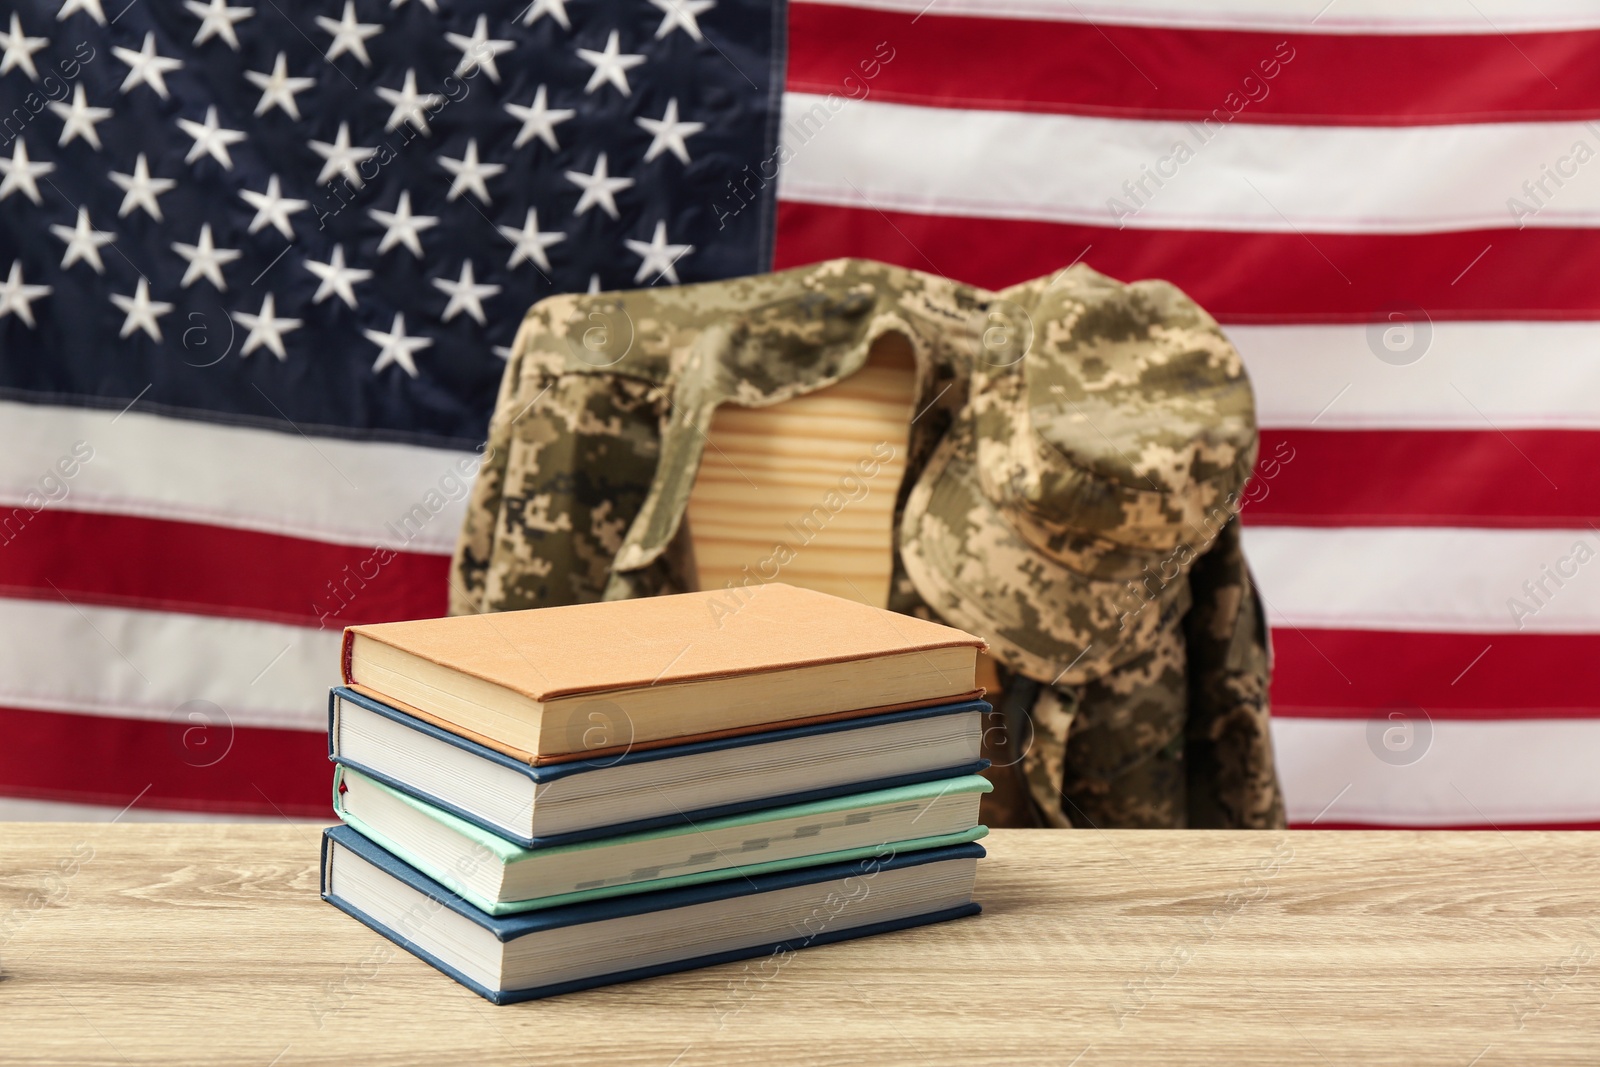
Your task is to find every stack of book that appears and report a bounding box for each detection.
[320,583,993,1003]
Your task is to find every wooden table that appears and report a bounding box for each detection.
[3,825,1596,1065]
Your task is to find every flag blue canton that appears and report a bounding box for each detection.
[0,0,783,447]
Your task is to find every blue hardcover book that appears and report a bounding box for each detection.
[321,824,985,1004]
[329,687,990,848]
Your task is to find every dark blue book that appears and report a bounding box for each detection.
[329,687,989,848]
[322,825,985,1004]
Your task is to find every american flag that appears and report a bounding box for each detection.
[0,0,778,819]
[3,0,1598,829]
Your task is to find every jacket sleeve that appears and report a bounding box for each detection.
[1180,516,1287,829]
[1014,519,1286,830]
[1024,592,1192,829]
[450,346,668,614]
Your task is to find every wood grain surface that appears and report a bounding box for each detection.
[686,334,916,609]
[4,825,1598,1066]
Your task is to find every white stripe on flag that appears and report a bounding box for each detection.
[778,94,1600,233]
[792,0,1600,34]
[0,598,336,731]
[1274,716,1600,826]
[1243,526,1600,634]
[0,401,476,554]
[1229,322,1600,431]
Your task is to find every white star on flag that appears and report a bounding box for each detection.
[48,84,112,150]
[172,223,240,290]
[448,15,514,83]
[232,293,301,359]
[637,98,704,164]
[0,261,51,328]
[185,0,255,51]
[505,85,575,151]
[521,0,573,29]
[310,122,377,187]
[377,69,443,135]
[565,152,634,219]
[497,208,565,272]
[110,278,174,341]
[649,0,714,41]
[365,313,432,377]
[577,30,645,96]
[370,190,438,258]
[56,0,107,26]
[245,52,315,119]
[109,154,176,221]
[0,14,48,81]
[439,138,503,203]
[50,207,115,274]
[0,139,53,204]
[239,175,308,238]
[317,1,382,67]
[625,220,694,284]
[304,245,371,309]
[178,106,246,169]
[392,0,440,10]
[432,260,501,325]
[113,32,183,100]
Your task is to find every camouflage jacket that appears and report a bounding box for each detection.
[452,258,1286,830]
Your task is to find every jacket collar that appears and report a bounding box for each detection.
[515,258,988,576]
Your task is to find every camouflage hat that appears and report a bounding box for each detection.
[898,265,1258,685]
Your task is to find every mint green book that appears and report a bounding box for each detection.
[334,764,990,915]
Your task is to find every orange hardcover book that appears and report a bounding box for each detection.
[341,584,986,764]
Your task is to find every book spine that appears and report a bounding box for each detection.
[326,690,341,761]
[319,827,335,896]
[340,628,356,684]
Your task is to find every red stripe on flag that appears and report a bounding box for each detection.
[773,201,1600,321]
[788,5,1600,125]
[1247,430,1600,528]
[1268,629,1600,718]
[0,508,448,629]
[0,705,330,818]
